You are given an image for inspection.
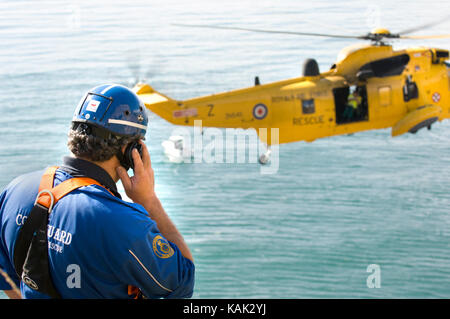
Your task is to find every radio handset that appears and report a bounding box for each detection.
[121,141,143,171]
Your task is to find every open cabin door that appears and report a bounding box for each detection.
[333,84,369,125]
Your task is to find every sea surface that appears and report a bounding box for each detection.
[1,0,450,298]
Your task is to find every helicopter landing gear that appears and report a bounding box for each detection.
[258,148,272,165]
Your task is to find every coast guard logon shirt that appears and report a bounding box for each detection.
[0,156,195,298]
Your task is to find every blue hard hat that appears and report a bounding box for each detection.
[72,84,148,138]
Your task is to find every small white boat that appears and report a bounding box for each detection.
[161,135,192,163]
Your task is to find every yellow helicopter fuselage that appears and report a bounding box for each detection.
[134,43,449,146]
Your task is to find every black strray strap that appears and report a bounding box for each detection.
[13,204,47,278]
[13,204,61,298]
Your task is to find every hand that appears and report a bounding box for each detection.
[118,141,194,262]
[116,140,156,207]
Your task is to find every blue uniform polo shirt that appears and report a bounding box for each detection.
[0,157,195,298]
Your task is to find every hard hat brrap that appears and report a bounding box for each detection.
[73,84,148,139]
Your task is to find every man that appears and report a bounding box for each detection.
[342,88,362,122]
[0,84,195,298]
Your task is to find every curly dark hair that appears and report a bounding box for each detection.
[67,123,136,162]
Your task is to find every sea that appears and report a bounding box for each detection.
[1,0,449,299]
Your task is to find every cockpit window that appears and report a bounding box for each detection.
[358,54,410,78]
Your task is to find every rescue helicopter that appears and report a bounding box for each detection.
[132,19,450,164]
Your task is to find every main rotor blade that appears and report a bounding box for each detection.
[399,34,450,39]
[397,14,450,35]
[172,23,364,39]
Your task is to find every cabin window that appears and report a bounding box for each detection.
[436,50,449,59]
[378,86,392,107]
[333,85,369,124]
[302,99,315,114]
[433,49,450,64]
